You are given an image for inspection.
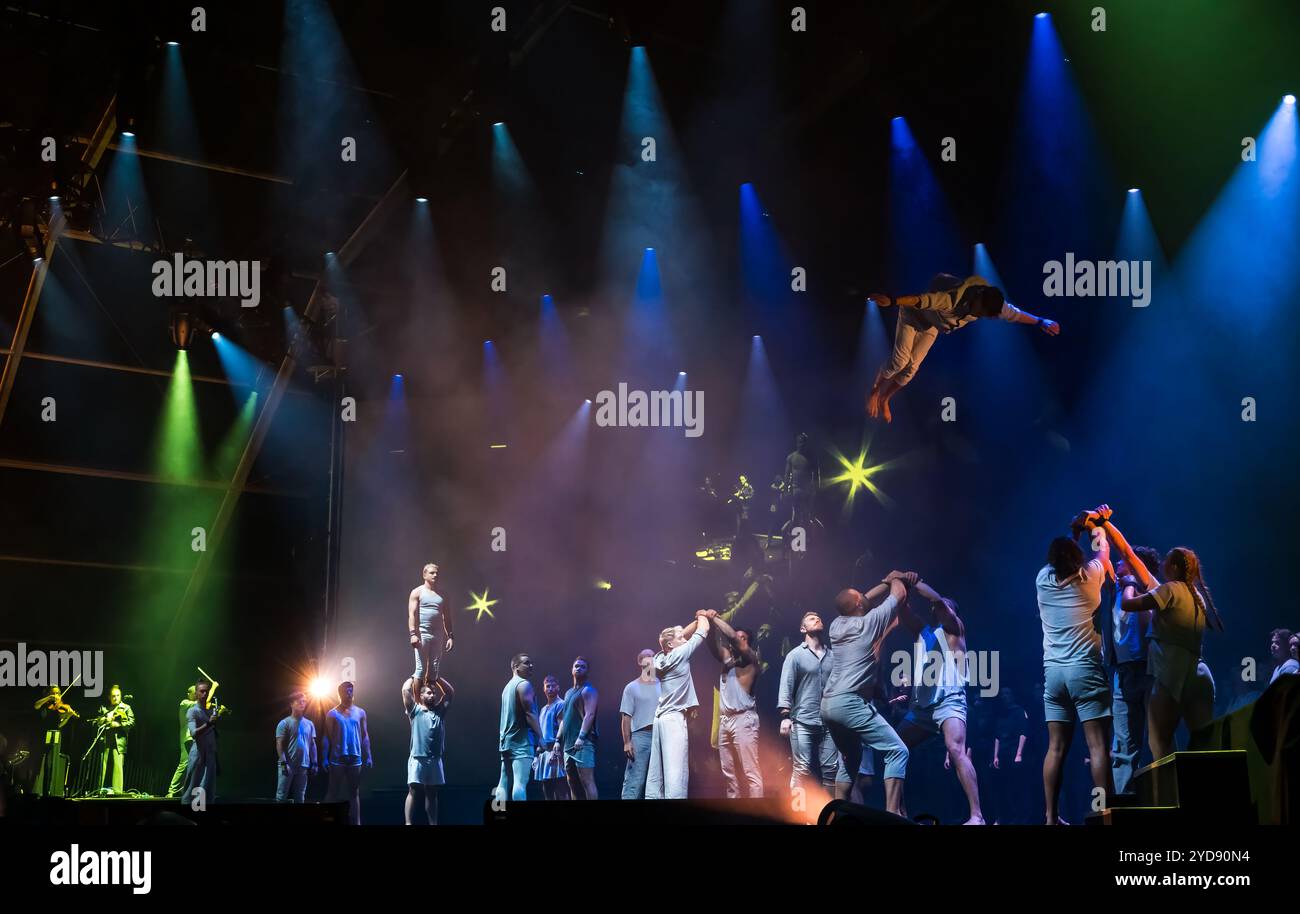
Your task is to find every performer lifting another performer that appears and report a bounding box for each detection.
[408,563,453,700]
[866,275,1060,422]
[403,675,452,824]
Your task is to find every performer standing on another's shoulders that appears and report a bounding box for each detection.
[409,563,453,699]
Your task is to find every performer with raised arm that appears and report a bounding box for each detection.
[496,653,544,802]
[322,681,372,824]
[403,675,452,824]
[895,578,985,824]
[865,274,1060,422]
[778,613,845,797]
[1108,545,1159,793]
[619,650,660,799]
[408,563,453,700]
[181,677,222,805]
[1096,507,1224,763]
[33,685,78,798]
[555,657,599,800]
[704,610,764,798]
[1036,515,1114,824]
[820,572,915,816]
[275,691,318,803]
[646,611,711,799]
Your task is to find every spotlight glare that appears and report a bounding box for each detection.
[1285,94,1296,105]
[1035,11,1048,18]
[121,131,135,138]
[167,40,179,47]
[210,331,220,340]
[1128,187,1139,194]
[678,371,686,376]
[415,196,429,203]
[308,677,334,701]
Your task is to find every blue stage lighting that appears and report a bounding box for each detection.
[415,196,428,203]
[1286,94,1296,105]
[1128,187,1139,194]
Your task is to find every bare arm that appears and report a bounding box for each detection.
[520,682,543,744]
[408,590,419,639]
[401,678,415,712]
[360,710,372,766]
[620,713,633,748]
[1092,511,1155,592]
[577,687,598,743]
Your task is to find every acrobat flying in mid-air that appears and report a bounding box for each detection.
[866,274,1061,422]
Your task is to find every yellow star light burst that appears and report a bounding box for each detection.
[827,443,891,509]
[466,588,499,622]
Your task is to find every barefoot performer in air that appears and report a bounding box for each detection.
[866,274,1060,422]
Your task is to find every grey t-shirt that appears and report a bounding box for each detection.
[654,631,705,715]
[1036,559,1106,667]
[822,594,901,700]
[619,678,661,732]
[276,715,315,768]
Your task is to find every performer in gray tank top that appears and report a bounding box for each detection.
[408,563,454,699]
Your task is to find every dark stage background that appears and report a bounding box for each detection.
[2,0,1298,820]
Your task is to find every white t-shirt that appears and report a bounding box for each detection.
[1037,559,1106,667]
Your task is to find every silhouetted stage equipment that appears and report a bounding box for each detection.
[485,796,800,826]
[482,796,913,826]
[17,795,349,825]
[1089,676,1299,825]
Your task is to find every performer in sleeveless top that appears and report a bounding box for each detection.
[323,681,372,824]
[408,563,453,699]
[894,578,985,824]
[496,654,543,802]
[556,657,599,799]
[704,610,764,798]
[535,675,569,800]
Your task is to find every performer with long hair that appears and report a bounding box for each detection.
[1036,518,1113,824]
[1095,507,1224,762]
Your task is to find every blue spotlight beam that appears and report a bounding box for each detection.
[889,117,964,291]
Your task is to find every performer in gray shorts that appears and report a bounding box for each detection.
[895,578,984,824]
